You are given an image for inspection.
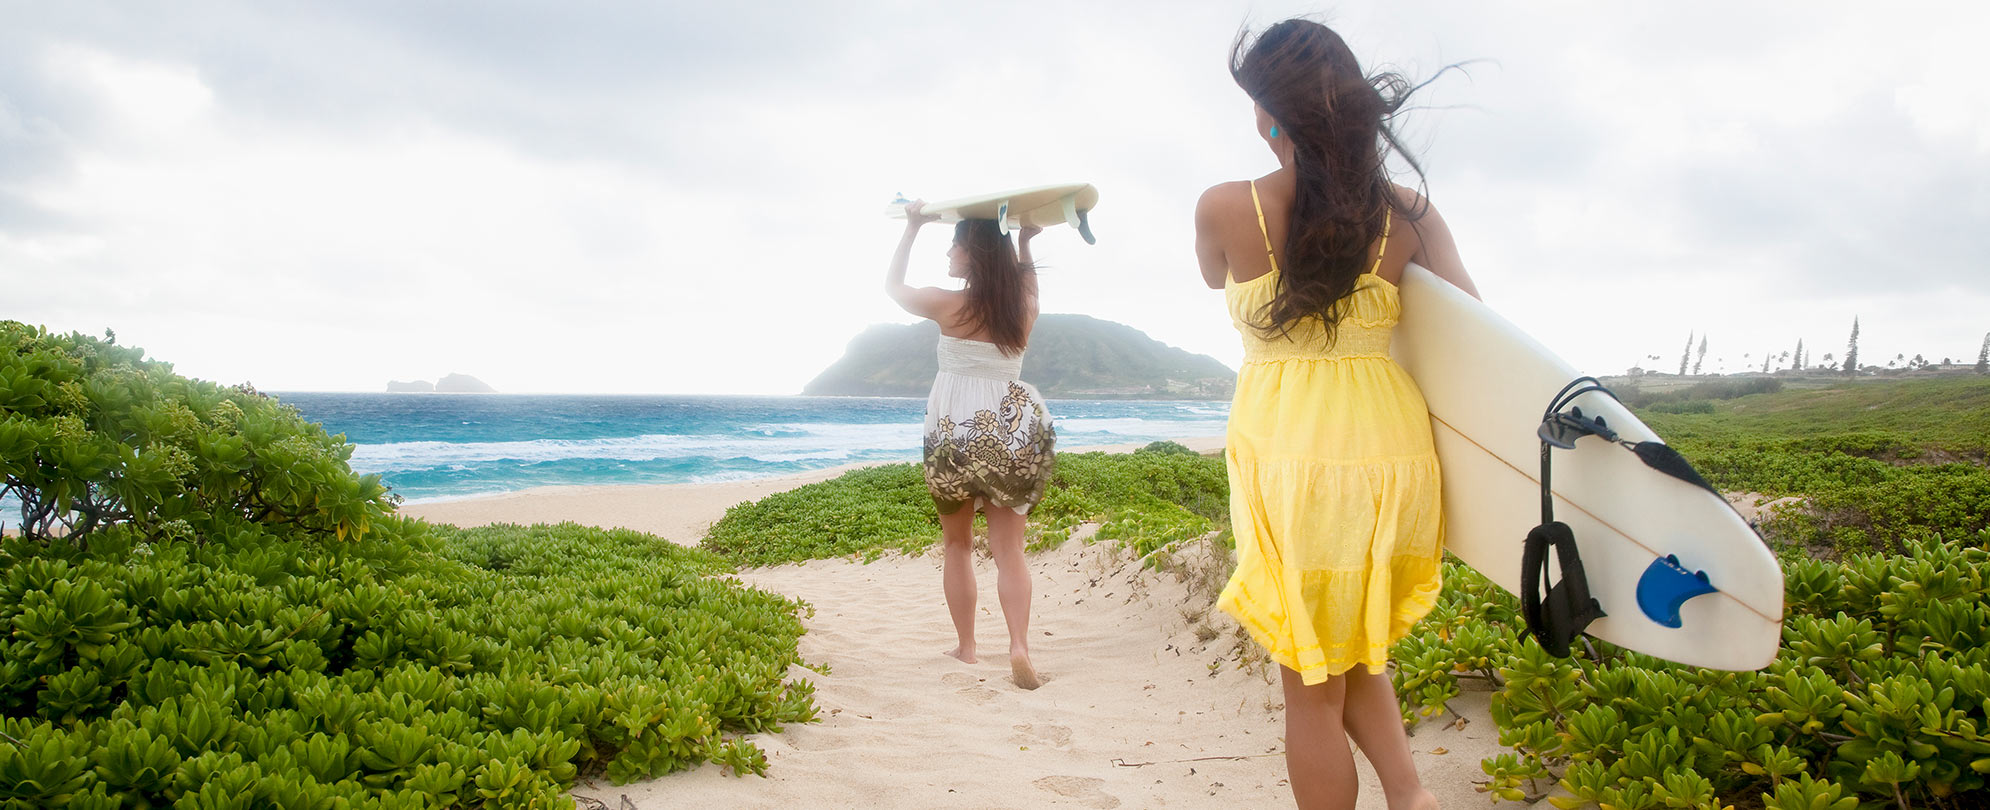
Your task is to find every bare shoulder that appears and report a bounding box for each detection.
[1194,181,1254,239]
[1197,180,1253,219]
[1195,181,1253,289]
[1391,184,1439,220]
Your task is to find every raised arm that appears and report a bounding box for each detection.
[1017,223,1041,268]
[884,200,955,319]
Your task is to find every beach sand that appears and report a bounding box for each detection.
[404,437,1510,809]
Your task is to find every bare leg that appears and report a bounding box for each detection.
[1341,667,1438,810]
[1279,666,1356,810]
[983,507,1040,689]
[939,507,978,663]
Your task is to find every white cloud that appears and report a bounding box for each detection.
[3,1,1986,393]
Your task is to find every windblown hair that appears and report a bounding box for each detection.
[1231,19,1438,342]
[953,219,1034,356]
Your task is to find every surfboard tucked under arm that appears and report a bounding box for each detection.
[1391,262,1785,671]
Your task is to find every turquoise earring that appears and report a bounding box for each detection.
[1269,125,1280,138]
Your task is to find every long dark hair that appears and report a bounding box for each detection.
[953,219,1033,356]
[1231,19,1434,342]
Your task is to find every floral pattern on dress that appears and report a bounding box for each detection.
[923,382,1056,515]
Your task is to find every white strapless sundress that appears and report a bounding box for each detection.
[921,335,1057,515]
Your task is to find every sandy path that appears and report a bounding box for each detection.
[407,437,1508,807]
[577,537,1504,808]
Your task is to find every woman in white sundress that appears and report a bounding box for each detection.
[884,200,1056,690]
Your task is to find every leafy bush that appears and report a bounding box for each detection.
[701,463,941,566]
[1682,435,1990,554]
[0,322,816,806]
[1394,531,1990,806]
[701,451,1232,565]
[1640,378,1990,556]
[1136,440,1200,456]
[0,322,393,546]
[0,520,816,808]
[1029,451,1229,559]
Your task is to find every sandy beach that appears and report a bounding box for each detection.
[404,437,1509,809]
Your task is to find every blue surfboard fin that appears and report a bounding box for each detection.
[1637,554,1717,629]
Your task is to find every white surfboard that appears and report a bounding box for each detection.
[1391,263,1784,670]
[885,183,1099,244]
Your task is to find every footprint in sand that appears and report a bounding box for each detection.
[943,671,1000,704]
[1032,775,1120,809]
[1009,723,1074,748]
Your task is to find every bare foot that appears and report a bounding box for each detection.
[1010,654,1042,690]
[945,646,977,664]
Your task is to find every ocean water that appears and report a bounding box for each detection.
[273,394,1231,503]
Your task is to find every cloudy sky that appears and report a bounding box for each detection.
[6,1,1986,394]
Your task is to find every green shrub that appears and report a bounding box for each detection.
[1030,451,1230,560]
[1400,531,1990,806]
[1136,440,1200,456]
[1647,431,1990,555]
[700,450,1232,566]
[0,322,816,806]
[0,520,816,806]
[701,463,941,566]
[0,322,393,546]
[1639,379,1990,556]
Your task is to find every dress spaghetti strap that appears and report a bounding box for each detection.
[1371,209,1392,275]
[1248,180,1279,275]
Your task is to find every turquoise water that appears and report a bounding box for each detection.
[275,393,1230,503]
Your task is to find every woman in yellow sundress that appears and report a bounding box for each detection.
[1193,19,1480,810]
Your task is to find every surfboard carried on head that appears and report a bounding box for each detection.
[886,183,1100,244]
[1391,263,1785,671]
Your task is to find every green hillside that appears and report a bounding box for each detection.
[803,314,1236,399]
[1634,375,1990,454]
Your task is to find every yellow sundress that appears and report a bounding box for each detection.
[1216,182,1445,683]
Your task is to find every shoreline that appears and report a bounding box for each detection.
[397,435,1226,544]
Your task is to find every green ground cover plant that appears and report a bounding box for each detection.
[701,443,1231,566]
[1,324,816,808]
[1391,377,1990,807]
[700,463,940,566]
[1026,446,1230,559]
[1643,377,1990,556]
[1397,531,1990,808]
